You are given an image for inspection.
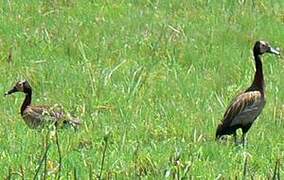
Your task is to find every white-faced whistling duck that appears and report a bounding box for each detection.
[216,41,280,146]
[4,80,81,129]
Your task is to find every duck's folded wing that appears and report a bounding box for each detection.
[222,91,263,127]
[28,106,64,120]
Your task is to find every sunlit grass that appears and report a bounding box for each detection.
[0,0,284,178]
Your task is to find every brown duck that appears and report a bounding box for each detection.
[216,41,280,145]
[5,80,81,129]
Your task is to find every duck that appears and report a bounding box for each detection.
[216,41,280,145]
[4,80,81,129]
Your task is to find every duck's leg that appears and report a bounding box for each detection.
[242,133,246,147]
[233,132,237,144]
[241,123,252,147]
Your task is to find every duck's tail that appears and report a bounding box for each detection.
[62,118,81,129]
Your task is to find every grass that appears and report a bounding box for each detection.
[1,0,284,178]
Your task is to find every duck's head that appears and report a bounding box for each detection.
[4,80,32,96]
[253,41,280,56]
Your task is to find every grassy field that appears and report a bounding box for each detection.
[1,0,284,179]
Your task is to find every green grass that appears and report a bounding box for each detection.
[1,0,284,178]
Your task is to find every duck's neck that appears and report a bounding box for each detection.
[21,89,32,115]
[251,53,264,92]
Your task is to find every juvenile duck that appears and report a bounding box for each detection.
[5,80,81,129]
[216,41,280,145]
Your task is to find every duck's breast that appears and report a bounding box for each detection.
[22,108,43,128]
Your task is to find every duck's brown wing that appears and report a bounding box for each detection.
[24,105,80,128]
[25,105,64,121]
[27,105,48,114]
[221,91,265,128]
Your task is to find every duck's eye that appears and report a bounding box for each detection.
[17,83,23,88]
[260,44,268,52]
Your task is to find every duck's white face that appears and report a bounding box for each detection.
[4,80,30,96]
[257,40,280,55]
[15,80,26,92]
[259,41,270,54]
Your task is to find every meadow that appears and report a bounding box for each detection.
[1,0,284,179]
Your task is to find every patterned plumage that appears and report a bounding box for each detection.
[216,41,280,145]
[5,80,81,129]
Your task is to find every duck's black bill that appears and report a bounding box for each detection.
[268,46,280,55]
[4,87,18,96]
